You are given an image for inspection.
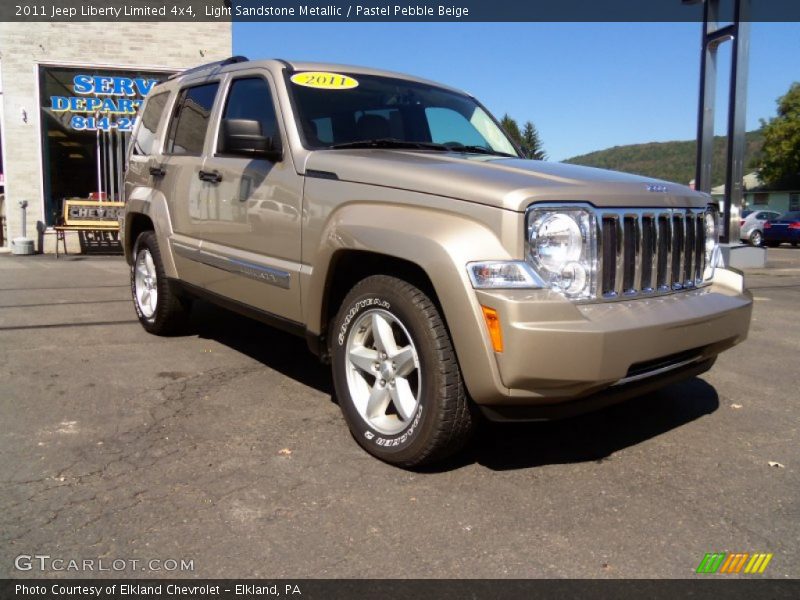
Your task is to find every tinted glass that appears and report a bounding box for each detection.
[426,107,487,147]
[167,83,219,155]
[221,77,280,147]
[289,72,518,156]
[132,91,169,156]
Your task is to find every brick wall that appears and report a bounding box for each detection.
[0,22,232,250]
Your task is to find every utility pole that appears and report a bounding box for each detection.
[691,0,755,258]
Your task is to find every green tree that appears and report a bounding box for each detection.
[500,114,523,148]
[521,121,547,160]
[757,82,800,188]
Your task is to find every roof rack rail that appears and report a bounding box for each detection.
[168,56,249,80]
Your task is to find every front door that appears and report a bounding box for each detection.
[192,73,303,322]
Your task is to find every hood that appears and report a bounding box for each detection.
[303,150,709,212]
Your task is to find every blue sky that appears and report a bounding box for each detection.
[234,22,799,161]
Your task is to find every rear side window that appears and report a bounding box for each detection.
[132,91,169,156]
[166,82,219,155]
[220,77,280,148]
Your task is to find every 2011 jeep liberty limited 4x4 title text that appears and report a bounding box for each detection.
[122,56,752,467]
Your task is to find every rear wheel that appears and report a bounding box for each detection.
[749,230,763,247]
[131,231,189,335]
[331,275,474,467]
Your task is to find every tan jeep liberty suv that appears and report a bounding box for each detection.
[122,56,752,467]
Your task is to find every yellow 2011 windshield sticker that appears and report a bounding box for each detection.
[290,72,359,90]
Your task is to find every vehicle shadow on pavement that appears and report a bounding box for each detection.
[187,301,719,473]
[189,300,333,396]
[440,378,720,472]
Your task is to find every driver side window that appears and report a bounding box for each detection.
[220,77,281,151]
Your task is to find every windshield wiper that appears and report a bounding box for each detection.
[450,145,518,158]
[329,138,451,152]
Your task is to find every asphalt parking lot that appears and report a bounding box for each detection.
[1,249,798,579]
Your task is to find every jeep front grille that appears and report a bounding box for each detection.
[597,208,707,300]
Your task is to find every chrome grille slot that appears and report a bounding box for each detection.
[597,207,708,302]
[601,216,618,296]
[695,214,706,284]
[640,216,656,293]
[622,216,637,294]
[657,215,671,291]
[684,213,695,287]
[671,213,684,289]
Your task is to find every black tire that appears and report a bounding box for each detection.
[131,231,189,335]
[330,275,474,467]
[749,230,763,247]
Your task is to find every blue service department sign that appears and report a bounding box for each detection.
[50,74,161,132]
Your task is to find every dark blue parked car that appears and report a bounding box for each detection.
[763,211,800,247]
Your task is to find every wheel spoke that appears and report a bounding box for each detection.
[371,313,397,355]
[141,290,150,306]
[366,384,391,419]
[144,251,156,276]
[349,370,371,415]
[136,262,148,278]
[392,345,417,377]
[349,345,378,375]
[390,377,417,421]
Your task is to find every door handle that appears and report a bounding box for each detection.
[149,166,166,178]
[199,170,222,184]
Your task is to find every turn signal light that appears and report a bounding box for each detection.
[481,305,504,353]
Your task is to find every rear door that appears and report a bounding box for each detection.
[159,81,221,285]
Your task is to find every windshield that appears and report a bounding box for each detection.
[287,71,520,157]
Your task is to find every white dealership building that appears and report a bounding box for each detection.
[0,22,232,251]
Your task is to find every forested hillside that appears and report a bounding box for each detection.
[564,131,764,186]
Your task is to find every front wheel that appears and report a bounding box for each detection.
[330,275,474,467]
[749,230,763,247]
[131,231,189,335]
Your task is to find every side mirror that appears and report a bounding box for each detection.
[220,119,281,161]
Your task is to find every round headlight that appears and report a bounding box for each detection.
[558,261,588,294]
[531,213,583,273]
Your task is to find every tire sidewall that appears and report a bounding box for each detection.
[131,232,161,330]
[332,280,443,462]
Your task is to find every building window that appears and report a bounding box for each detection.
[753,192,769,206]
[38,66,171,225]
[790,193,800,212]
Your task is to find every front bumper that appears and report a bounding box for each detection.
[471,268,752,413]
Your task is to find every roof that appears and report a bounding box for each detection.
[711,172,766,196]
[162,56,468,96]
